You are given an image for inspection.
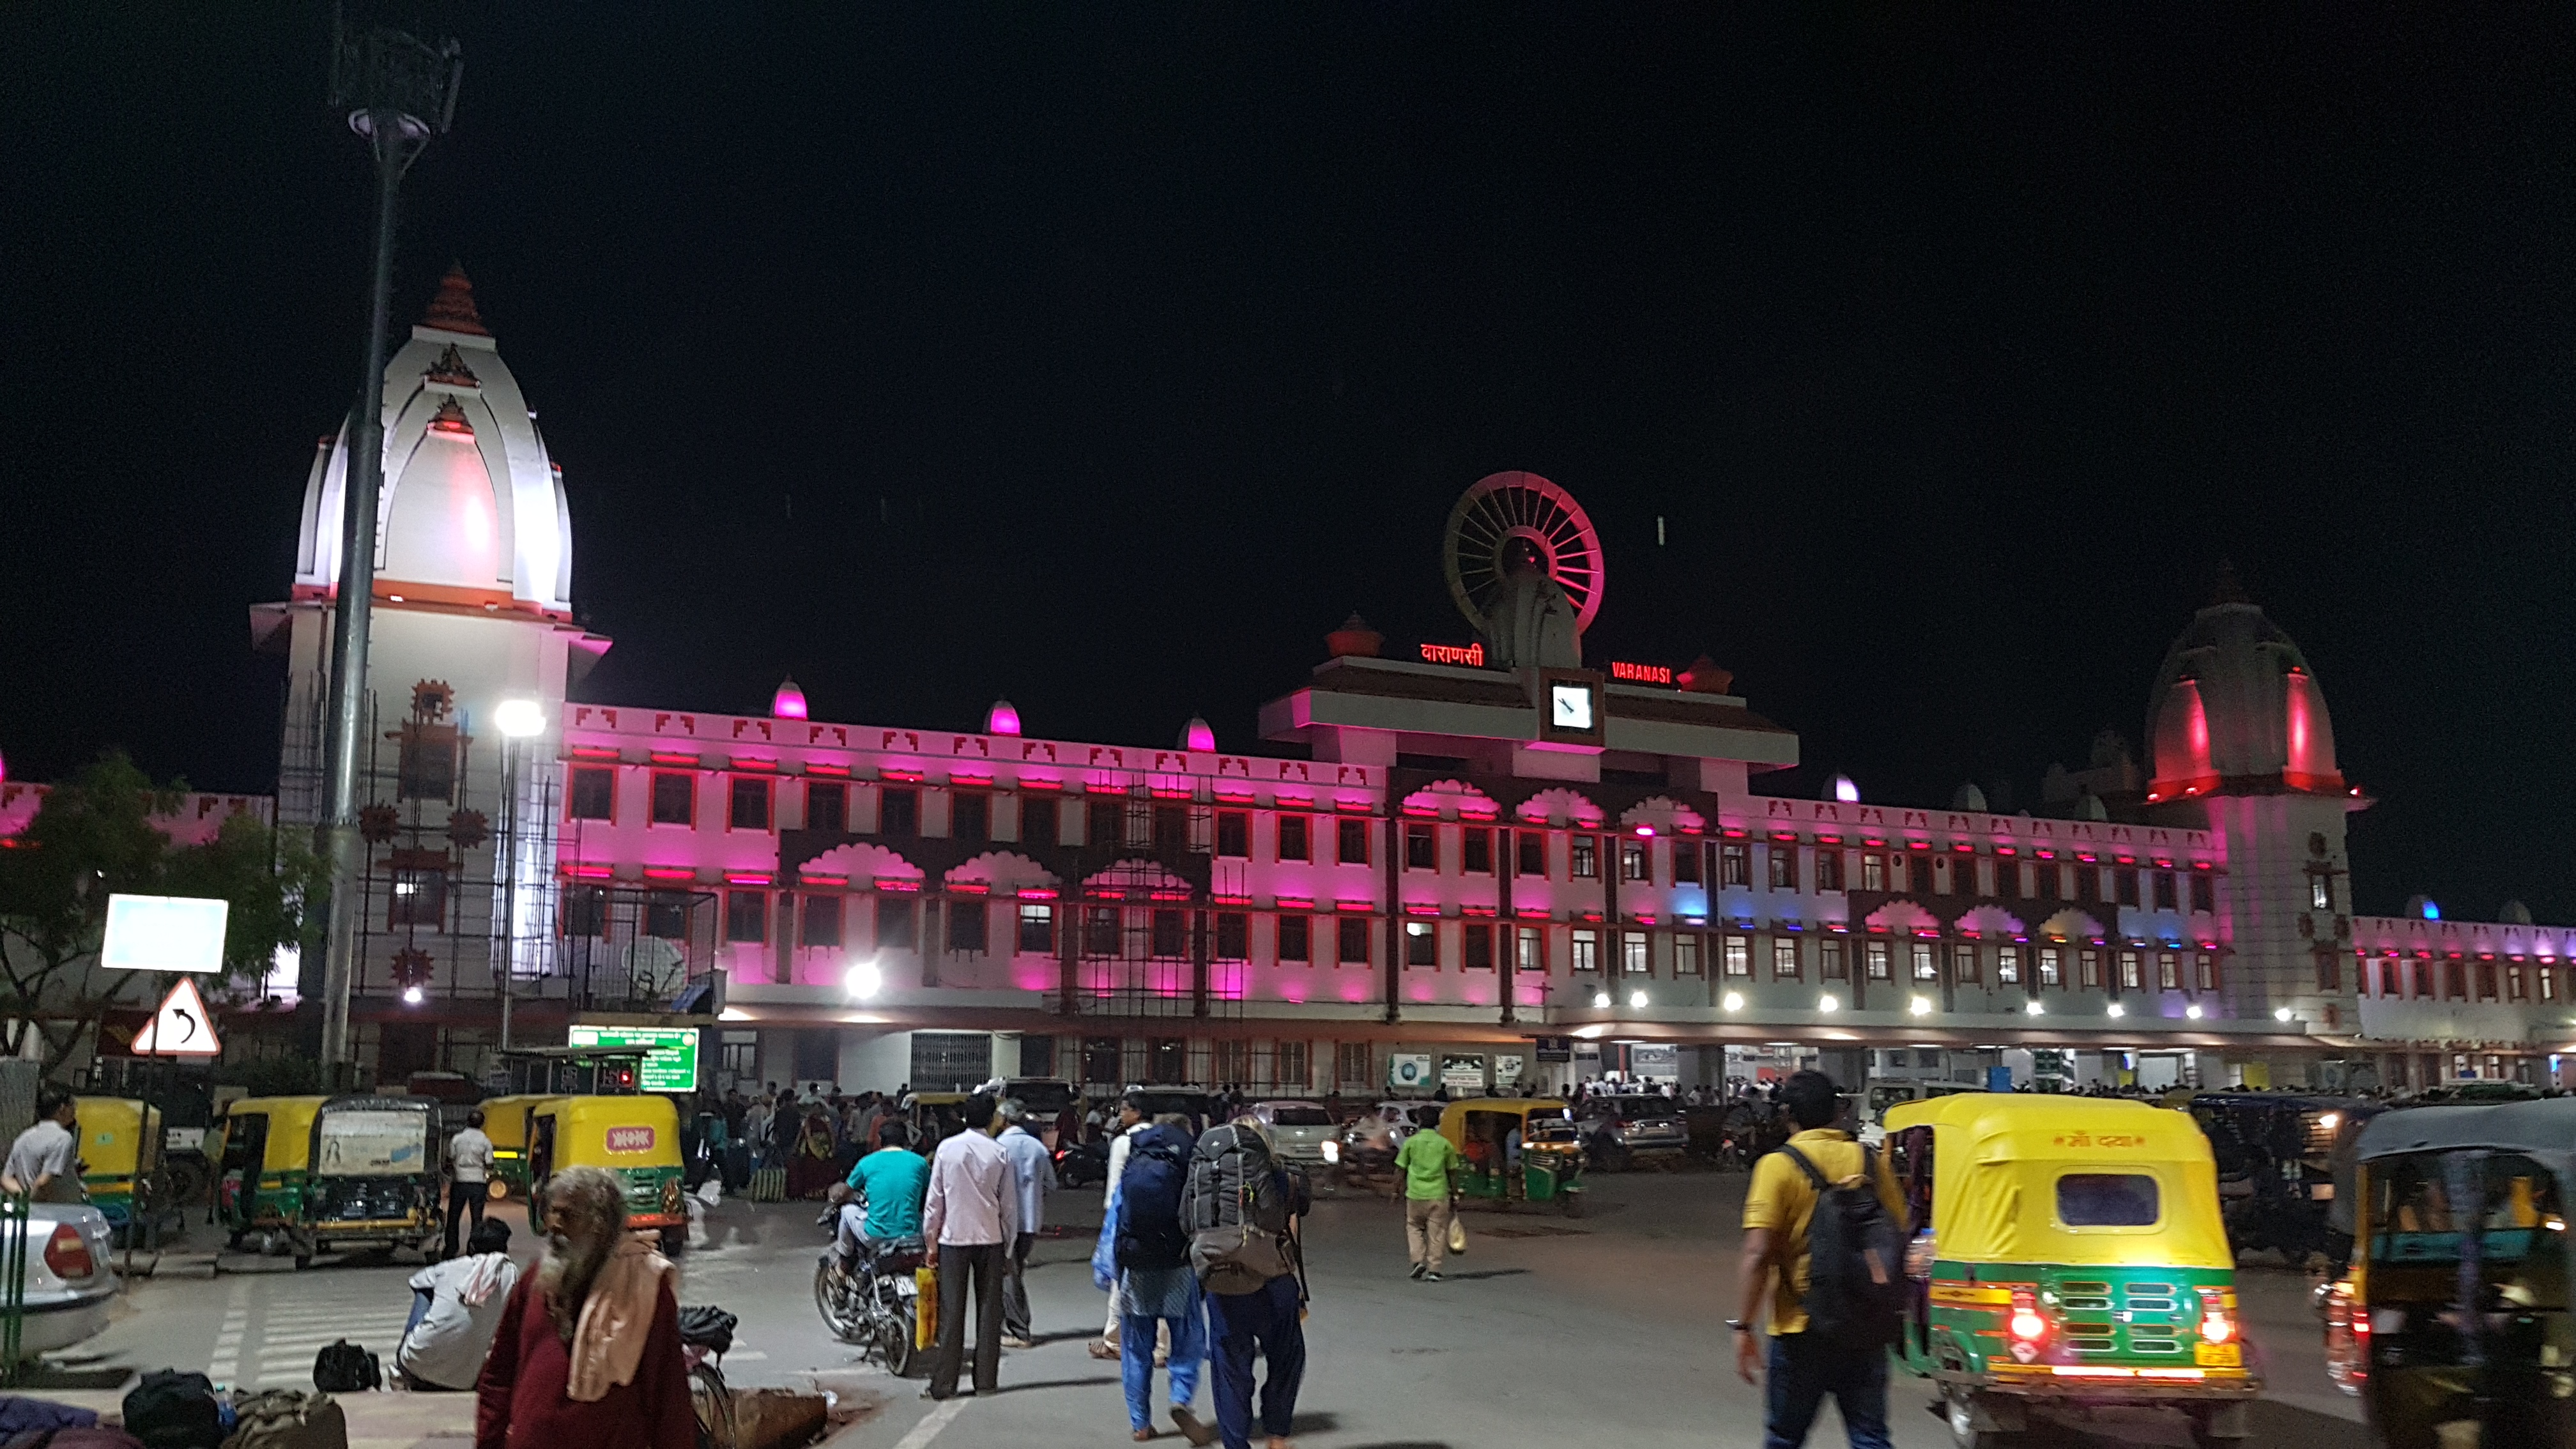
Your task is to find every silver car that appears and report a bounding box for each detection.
[1,1204,119,1355]
[1577,1096,1688,1169]
[1249,1101,1340,1170]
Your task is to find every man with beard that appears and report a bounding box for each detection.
[475,1166,693,1449]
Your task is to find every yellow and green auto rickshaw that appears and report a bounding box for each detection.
[1881,1093,2257,1449]
[213,1094,326,1259]
[528,1095,689,1253]
[77,1097,162,1240]
[211,1094,441,1266]
[2334,1098,2576,1449]
[1438,1099,1586,1216]
[476,1094,555,1200]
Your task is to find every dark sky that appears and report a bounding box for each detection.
[6,4,2573,921]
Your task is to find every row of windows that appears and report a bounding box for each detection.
[2362,956,2564,1004]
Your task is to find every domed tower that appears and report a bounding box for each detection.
[252,268,610,1037]
[2142,571,2359,1035]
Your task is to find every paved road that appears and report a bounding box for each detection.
[75,1172,2370,1448]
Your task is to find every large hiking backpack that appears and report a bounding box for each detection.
[122,1370,222,1449]
[1779,1144,1906,1350]
[1183,1126,1304,1294]
[1114,1133,1191,1271]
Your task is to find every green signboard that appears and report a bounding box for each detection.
[567,1024,702,1093]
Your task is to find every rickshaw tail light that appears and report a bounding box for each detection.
[42,1225,91,1280]
[2008,1289,2046,1343]
[2197,1287,2234,1344]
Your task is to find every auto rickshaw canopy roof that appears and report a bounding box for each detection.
[79,1098,158,1176]
[533,1093,683,1169]
[1437,1098,1574,1143]
[222,1096,331,1170]
[2355,1098,2576,1165]
[1880,1092,2231,1269]
[473,1094,559,1152]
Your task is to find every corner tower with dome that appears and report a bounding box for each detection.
[251,268,610,1065]
[2138,572,2363,1032]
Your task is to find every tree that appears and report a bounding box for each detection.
[0,753,325,1075]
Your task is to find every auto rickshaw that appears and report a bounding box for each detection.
[2333,1098,2576,1449]
[212,1095,326,1259]
[476,1094,555,1199]
[1881,1093,2257,1449]
[527,1094,688,1254]
[2186,1091,2379,1264]
[901,1092,976,1149]
[212,1094,441,1266]
[77,1097,163,1242]
[1439,1099,1585,1216]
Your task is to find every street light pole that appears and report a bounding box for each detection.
[492,699,548,1056]
[314,20,462,1073]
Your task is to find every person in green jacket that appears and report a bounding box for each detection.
[1393,1127,1460,1282]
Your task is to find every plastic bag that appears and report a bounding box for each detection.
[1446,1215,1467,1256]
[914,1266,939,1351]
[1091,1183,1123,1293]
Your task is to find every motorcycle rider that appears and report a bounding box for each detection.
[836,1121,929,1275]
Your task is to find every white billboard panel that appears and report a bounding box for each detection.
[100,894,229,972]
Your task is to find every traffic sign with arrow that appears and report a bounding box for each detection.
[130,977,221,1057]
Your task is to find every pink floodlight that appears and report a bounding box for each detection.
[772,678,809,719]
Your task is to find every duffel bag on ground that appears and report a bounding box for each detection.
[748,1167,786,1202]
[308,1342,376,1395]
[218,1391,344,1449]
[122,1371,221,1449]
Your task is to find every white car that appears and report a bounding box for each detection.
[5,1204,119,1355]
[1248,1101,1340,1170]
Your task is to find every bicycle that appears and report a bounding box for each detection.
[678,1305,738,1449]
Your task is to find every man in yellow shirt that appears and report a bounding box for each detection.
[1731,1071,1905,1449]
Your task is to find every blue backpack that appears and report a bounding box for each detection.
[1116,1129,1191,1271]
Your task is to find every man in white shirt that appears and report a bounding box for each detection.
[995,1100,1054,1349]
[442,1108,494,1260]
[0,1090,80,1204]
[921,1092,1018,1401]
[397,1218,518,1391]
[1088,1091,1158,1362]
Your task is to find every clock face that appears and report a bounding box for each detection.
[1550,684,1595,731]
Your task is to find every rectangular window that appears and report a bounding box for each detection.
[1336,1041,1370,1087]
[2478,961,2500,1001]
[1277,814,1310,862]
[1016,903,1054,954]
[2037,946,2061,986]
[2119,951,2142,990]
[1571,929,1600,974]
[2189,873,2214,914]
[2157,952,2179,990]
[1278,914,1311,963]
[1571,836,1598,879]
[806,781,848,834]
[1518,832,1546,877]
[1722,935,1751,978]
[1997,859,2020,900]
[1952,943,1980,985]
[1814,851,1843,892]
[877,896,917,950]
[644,890,689,940]
[1216,912,1248,961]
[949,900,988,953]
[1671,841,1701,884]
[1866,941,1891,980]
[1152,805,1187,857]
[2375,958,2400,997]
[1517,926,1544,974]
[1861,854,1885,892]
[1931,855,1952,895]
[564,887,608,939]
[1216,811,1250,858]
[729,776,772,831]
[953,792,991,843]
[2446,961,2469,999]
[388,866,446,928]
[1625,933,1652,976]
[2037,863,2059,902]
[1676,934,1703,976]
[880,786,920,838]
[1462,923,1493,970]
[1337,818,1370,866]
[650,771,694,826]
[1337,915,1371,965]
[1463,827,1492,874]
[1819,939,1846,980]
[1277,1039,1308,1088]
[1020,796,1055,847]
[725,889,767,944]
[802,893,842,947]
[1767,846,1797,891]
[2544,967,2560,1002]
[2153,871,2177,910]
[397,723,460,802]
[2116,868,2140,907]
[1212,1039,1250,1085]
[1089,799,1126,850]
[2311,875,2333,911]
[1151,909,1186,958]
[1912,943,1938,981]
[1405,921,1437,967]
[2080,949,2101,988]
[1974,859,1995,897]
[569,766,615,821]
[1997,946,2020,985]
[1406,824,1436,870]
[1721,843,1751,887]
[1772,937,1800,980]
[1621,840,1649,882]
[2416,959,2435,999]
[1083,907,1119,957]
[2058,1174,2160,1227]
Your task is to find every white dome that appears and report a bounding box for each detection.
[292,267,574,617]
[2145,578,2340,799]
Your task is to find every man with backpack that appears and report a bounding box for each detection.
[1108,1114,1211,1444]
[1731,1070,1906,1449]
[1181,1114,1309,1449]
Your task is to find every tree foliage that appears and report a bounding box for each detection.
[0,753,325,1073]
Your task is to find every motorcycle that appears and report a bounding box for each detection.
[812,1197,926,1377]
[1053,1137,1109,1190]
[1335,1133,1400,1197]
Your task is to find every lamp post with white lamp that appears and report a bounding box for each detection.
[491,698,547,1051]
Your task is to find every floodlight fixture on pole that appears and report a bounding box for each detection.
[314,14,463,1074]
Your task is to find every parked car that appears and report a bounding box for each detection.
[1575,1095,1688,1170]
[0,1204,119,1356]
[1248,1101,1340,1172]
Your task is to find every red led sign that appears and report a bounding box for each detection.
[1419,642,1486,667]
[1609,661,1674,684]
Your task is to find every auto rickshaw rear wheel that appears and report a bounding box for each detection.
[1943,1388,2023,1449]
[2185,1403,2251,1448]
[660,1227,687,1256]
[1560,1190,1587,1218]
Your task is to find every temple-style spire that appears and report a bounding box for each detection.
[421,263,491,337]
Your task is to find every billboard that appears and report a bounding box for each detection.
[567,1024,702,1093]
[1388,1053,1434,1092]
[100,894,229,973]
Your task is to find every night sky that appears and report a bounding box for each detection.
[6,5,2572,921]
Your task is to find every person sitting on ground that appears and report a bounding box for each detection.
[401,1219,519,1392]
